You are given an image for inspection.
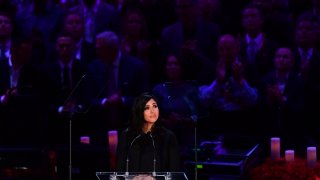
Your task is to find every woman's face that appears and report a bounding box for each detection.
[143,98,159,124]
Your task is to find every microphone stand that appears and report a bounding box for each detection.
[192,116,198,180]
[194,125,198,180]
[61,75,86,180]
[68,112,73,180]
[126,133,142,177]
[149,132,157,177]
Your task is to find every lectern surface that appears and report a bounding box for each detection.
[96,172,188,180]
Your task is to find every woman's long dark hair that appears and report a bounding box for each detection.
[130,92,160,133]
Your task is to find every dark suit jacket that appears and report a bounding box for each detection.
[239,35,279,87]
[86,54,149,143]
[44,60,87,108]
[86,54,149,108]
[43,60,87,144]
[0,59,10,95]
[0,61,49,145]
[292,48,320,116]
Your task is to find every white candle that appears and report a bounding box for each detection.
[271,137,280,160]
[307,147,317,168]
[285,150,294,162]
[80,136,90,144]
[108,130,118,154]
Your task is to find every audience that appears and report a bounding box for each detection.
[1,0,320,177]
[239,3,279,87]
[62,11,96,65]
[198,34,259,139]
[257,47,305,157]
[152,54,203,161]
[86,30,149,145]
[44,32,88,145]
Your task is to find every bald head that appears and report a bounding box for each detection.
[218,34,237,44]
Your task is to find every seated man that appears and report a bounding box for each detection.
[198,34,259,140]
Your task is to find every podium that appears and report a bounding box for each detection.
[96,172,188,180]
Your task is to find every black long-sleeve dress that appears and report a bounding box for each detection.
[116,125,181,172]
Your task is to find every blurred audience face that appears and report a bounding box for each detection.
[198,0,220,20]
[83,0,97,7]
[271,0,288,8]
[252,0,272,11]
[218,35,239,64]
[274,47,293,72]
[165,55,182,81]
[140,0,157,6]
[125,11,144,37]
[0,15,12,37]
[64,14,84,41]
[56,36,75,63]
[176,0,198,25]
[295,20,317,46]
[95,38,119,64]
[242,7,263,32]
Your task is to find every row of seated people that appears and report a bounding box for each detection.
[0,0,320,161]
[0,0,318,86]
[0,0,318,76]
[0,30,320,160]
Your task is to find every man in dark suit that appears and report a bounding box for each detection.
[291,14,320,150]
[258,47,305,157]
[44,32,87,145]
[239,3,279,87]
[63,11,96,65]
[86,30,149,145]
[0,37,48,145]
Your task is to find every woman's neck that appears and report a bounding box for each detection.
[143,123,154,133]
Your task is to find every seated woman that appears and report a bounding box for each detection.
[152,54,203,160]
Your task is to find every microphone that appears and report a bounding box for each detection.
[148,132,157,177]
[61,74,87,114]
[190,115,198,123]
[189,115,209,123]
[126,133,142,176]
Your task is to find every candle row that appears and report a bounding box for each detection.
[80,130,118,153]
[270,137,317,167]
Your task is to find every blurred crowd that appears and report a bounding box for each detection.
[0,0,320,165]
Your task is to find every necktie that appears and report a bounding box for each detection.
[85,9,95,43]
[0,44,6,60]
[301,51,309,65]
[106,64,117,95]
[300,51,309,76]
[63,66,71,91]
[247,40,257,63]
